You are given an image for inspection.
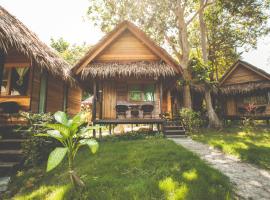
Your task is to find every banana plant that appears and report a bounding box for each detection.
[41,111,99,187]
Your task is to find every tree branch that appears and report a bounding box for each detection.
[165,35,182,60]
[186,0,213,26]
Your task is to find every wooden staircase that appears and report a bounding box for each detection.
[163,120,186,138]
[0,127,25,176]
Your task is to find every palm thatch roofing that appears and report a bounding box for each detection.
[73,21,182,78]
[81,61,176,79]
[0,6,71,81]
[219,60,270,95]
[220,81,270,95]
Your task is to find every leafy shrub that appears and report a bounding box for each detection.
[19,112,59,167]
[179,108,203,133]
[99,130,164,142]
[42,111,99,187]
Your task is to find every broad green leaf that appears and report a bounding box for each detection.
[46,147,68,172]
[45,124,70,138]
[54,111,68,125]
[47,130,63,140]
[79,139,99,154]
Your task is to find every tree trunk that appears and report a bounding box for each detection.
[205,87,222,128]
[199,0,222,128]
[177,5,192,109]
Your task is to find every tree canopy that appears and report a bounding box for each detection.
[87,0,270,78]
[50,37,90,65]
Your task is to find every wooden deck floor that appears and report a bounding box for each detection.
[224,115,270,120]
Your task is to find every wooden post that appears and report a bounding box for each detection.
[92,80,97,138]
[63,84,68,112]
[38,71,48,113]
[160,80,163,115]
[92,80,97,121]
[109,124,112,135]
[99,127,102,138]
[0,51,5,93]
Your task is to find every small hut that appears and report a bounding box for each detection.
[219,60,270,119]
[73,21,182,128]
[0,6,81,125]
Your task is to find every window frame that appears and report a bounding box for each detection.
[0,65,32,97]
[128,83,155,102]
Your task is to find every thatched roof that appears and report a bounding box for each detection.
[220,81,270,95]
[81,61,176,79]
[0,6,71,80]
[73,21,182,77]
[220,60,270,86]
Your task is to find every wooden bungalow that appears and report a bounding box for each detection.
[219,60,270,120]
[0,6,81,125]
[73,21,183,128]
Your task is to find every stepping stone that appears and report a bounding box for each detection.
[0,177,10,192]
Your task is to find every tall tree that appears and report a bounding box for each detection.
[50,38,90,65]
[198,0,223,128]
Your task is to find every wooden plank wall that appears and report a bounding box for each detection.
[46,75,64,113]
[162,90,172,115]
[102,81,116,119]
[95,30,159,62]
[67,85,82,116]
[223,65,267,85]
[30,65,41,112]
[4,48,29,67]
[225,97,237,116]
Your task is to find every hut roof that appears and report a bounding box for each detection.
[0,6,71,80]
[220,81,270,95]
[73,21,182,78]
[219,60,270,85]
[219,60,270,95]
[81,61,176,79]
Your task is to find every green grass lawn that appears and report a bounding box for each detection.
[192,126,270,170]
[6,138,232,200]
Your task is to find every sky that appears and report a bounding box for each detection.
[1,0,270,73]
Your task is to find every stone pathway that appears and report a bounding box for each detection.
[171,137,270,200]
[0,177,10,193]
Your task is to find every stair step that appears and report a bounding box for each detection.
[0,150,23,155]
[0,162,19,168]
[0,139,26,150]
[166,135,187,138]
[163,126,184,130]
[164,130,186,136]
[0,162,20,176]
[0,139,26,143]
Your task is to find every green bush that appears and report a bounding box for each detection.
[179,108,203,133]
[19,112,60,167]
[99,130,164,142]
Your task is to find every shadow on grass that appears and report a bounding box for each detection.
[8,139,233,200]
[193,127,270,170]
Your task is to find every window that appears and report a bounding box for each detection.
[128,84,155,101]
[242,94,268,105]
[0,66,30,96]
[144,85,155,101]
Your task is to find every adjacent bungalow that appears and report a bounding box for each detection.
[73,21,183,130]
[219,60,270,120]
[0,6,81,125]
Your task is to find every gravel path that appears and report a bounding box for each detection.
[170,137,270,200]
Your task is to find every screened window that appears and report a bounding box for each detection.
[0,66,30,96]
[128,84,155,101]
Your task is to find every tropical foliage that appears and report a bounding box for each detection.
[19,112,58,167]
[40,111,99,187]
